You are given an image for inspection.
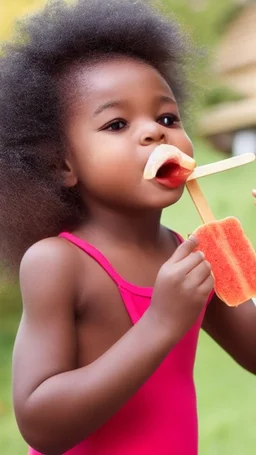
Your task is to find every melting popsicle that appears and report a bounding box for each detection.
[192,217,256,306]
[186,178,256,306]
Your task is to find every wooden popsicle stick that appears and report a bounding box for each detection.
[186,180,215,224]
[187,152,255,181]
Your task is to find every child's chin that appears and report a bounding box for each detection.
[156,186,184,207]
[146,191,184,210]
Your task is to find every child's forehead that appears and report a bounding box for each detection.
[61,56,175,108]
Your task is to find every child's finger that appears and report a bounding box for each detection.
[170,237,198,263]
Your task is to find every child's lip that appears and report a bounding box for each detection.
[155,177,184,189]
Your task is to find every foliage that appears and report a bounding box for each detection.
[0,0,46,40]
[203,84,243,108]
[166,0,234,47]
[0,284,25,455]
[216,2,245,35]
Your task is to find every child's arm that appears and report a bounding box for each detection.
[203,294,256,374]
[14,236,212,455]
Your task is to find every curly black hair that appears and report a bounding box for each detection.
[0,0,193,273]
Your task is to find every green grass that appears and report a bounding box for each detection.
[1,138,256,454]
[0,286,27,455]
[196,332,256,454]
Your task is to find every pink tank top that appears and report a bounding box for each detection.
[28,231,213,455]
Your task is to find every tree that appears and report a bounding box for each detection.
[0,0,46,40]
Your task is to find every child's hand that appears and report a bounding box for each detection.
[149,238,213,344]
[253,189,256,204]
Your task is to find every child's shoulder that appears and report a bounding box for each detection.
[19,236,81,299]
[20,235,76,270]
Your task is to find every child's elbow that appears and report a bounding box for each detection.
[238,355,256,376]
[246,362,256,376]
[15,407,73,455]
[17,421,63,455]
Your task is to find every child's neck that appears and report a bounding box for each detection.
[77,205,165,250]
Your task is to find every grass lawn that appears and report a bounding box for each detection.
[0,288,27,455]
[0,139,256,454]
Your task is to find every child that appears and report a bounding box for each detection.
[0,1,255,454]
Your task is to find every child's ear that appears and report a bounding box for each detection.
[61,157,78,187]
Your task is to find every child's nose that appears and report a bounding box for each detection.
[139,122,166,146]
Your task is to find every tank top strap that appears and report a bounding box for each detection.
[59,231,124,286]
[173,231,184,244]
[59,229,184,290]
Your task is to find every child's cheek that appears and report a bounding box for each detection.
[86,135,133,170]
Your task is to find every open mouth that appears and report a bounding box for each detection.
[155,160,192,188]
[143,144,196,189]
[156,161,180,179]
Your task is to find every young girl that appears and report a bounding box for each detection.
[0,1,255,454]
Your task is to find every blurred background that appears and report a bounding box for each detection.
[0,0,255,454]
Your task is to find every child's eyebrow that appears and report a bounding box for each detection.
[93,95,176,117]
[93,101,126,117]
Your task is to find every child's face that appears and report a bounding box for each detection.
[64,57,193,211]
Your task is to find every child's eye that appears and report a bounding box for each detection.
[158,114,180,127]
[105,120,127,131]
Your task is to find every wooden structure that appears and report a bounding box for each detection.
[199,1,256,155]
